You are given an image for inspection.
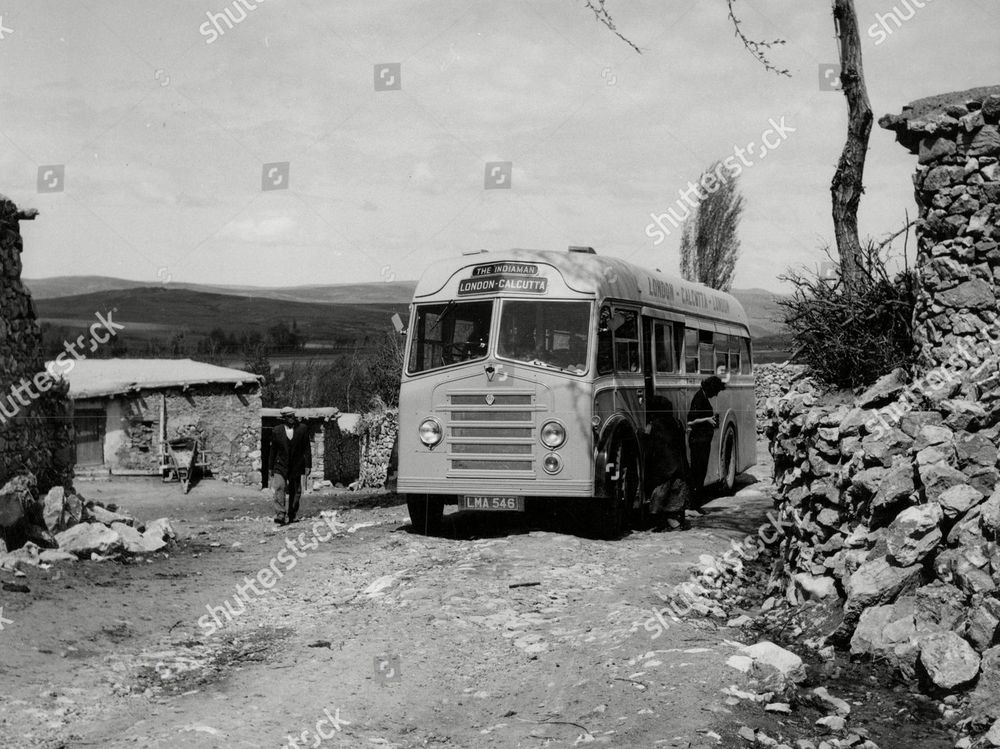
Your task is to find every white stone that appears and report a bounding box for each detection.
[55,523,124,558]
[918,632,981,689]
[743,641,806,685]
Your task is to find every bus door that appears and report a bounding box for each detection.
[641,316,655,415]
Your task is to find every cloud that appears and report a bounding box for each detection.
[219,213,298,243]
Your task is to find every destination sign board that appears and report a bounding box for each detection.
[458,276,548,295]
[458,262,548,295]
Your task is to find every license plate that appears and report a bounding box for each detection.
[459,495,524,512]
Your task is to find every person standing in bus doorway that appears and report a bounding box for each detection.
[644,396,691,531]
[269,406,312,526]
[686,375,726,514]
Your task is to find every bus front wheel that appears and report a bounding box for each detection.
[407,494,444,534]
[601,440,639,539]
[721,426,738,494]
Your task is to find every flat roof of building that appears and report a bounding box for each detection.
[52,358,262,399]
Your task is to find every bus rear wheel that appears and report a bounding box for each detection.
[721,426,738,494]
[406,494,444,535]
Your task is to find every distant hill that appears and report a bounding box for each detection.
[35,287,409,348]
[27,276,787,340]
[24,276,417,306]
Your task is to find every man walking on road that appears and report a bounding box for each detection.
[269,406,311,525]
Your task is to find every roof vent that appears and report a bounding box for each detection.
[462,249,489,256]
[568,246,596,254]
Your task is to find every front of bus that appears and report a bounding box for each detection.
[398,251,599,518]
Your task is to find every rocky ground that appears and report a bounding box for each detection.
[0,441,957,748]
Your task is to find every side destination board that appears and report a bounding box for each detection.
[643,273,730,315]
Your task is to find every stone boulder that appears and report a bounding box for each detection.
[858,369,908,409]
[970,646,1000,723]
[968,597,1000,651]
[983,489,1000,538]
[871,457,916,520]
[918,632,980,690]
[42,488,84,534]
[111,522,165,554]
[144,517,176,541]
[0,474,36,527]
[919,462,969,504]
[54,524,124,558]
[843,557,923,631]
[85,504,135,527]
[938,484,985,520]
[886,503,943,566]
[850,601,919,668]
[742,640,806,690]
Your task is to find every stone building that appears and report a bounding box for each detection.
[0,195,74,492]
[60,359,262,484]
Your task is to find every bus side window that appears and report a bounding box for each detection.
[714,333,729,374]
[684,328,698,373]
[653,322,675,373]
[613,309,640,373]
[698,329,714,373]
[741,337,752,374]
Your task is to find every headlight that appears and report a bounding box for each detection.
[540,420,566,449]
[542,453,563,474]
[418,418,443,447]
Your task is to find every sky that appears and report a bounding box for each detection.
[1,0,998,293]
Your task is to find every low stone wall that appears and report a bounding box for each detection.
[754,363,808,434]
[764,365,1000,712]
[356,409,398,490]
[0,194,74,494]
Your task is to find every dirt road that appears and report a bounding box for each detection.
[0,454,776,748]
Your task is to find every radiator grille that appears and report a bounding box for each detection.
[446,391,538,473]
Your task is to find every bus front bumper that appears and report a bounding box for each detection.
[397,477,593,498]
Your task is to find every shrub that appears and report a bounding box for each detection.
[778,241,916,389]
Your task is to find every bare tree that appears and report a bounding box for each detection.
[678,162,745,292]
[585,0,871,293]
[828,0,873,293]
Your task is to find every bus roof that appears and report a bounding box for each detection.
[412,249,750,330]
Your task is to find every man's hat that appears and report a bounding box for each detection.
[279,406,296,417]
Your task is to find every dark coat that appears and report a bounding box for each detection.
[268,423,312,478]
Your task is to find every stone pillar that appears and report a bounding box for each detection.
[880,86,1000,375]
[0,194,74,491]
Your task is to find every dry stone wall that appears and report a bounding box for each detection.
[752,88,1000,730]
[754,363,809,434]
[0,194,73,493]
[764,369,1000,704]
[880,86,1000,374]
[356,408,398,490]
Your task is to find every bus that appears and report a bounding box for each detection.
[397,247,754,537]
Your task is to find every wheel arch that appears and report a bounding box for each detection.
[594,415,641,498]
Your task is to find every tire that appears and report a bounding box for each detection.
[600,439,640,539]
[720,426,738,494]
[406,494,444,534]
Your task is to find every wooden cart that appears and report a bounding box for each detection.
[161,437,205,494]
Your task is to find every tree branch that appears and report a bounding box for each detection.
[583,0,642,54]
[725,0,790,77]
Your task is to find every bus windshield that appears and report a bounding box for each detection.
[498,300,591,373]
[407,300,493,373]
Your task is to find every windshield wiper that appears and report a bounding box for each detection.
[428,300,457,334]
